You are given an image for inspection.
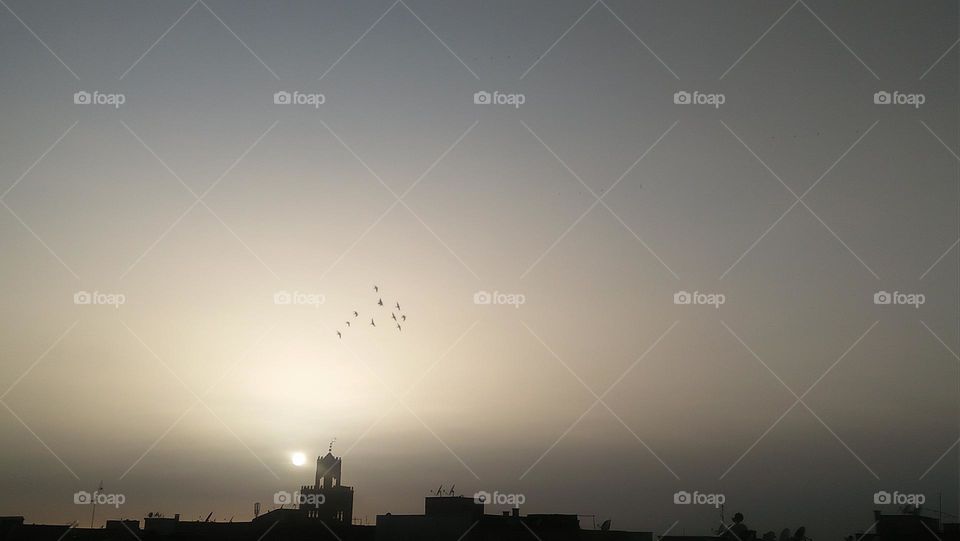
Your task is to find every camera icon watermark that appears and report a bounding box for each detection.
[673,490,725,508]
[273,90,325,108]
[873,90,924,108]
[473,90,525,108]
[473,490,524,506]
[473,290,525,308]
[73,90,126,108]
[274,490,325,508]
[674,290,725,308]
[673,90,725,108]
[873,290,924,308]
[74,290,126,308]
[874,490,925,506]
[273,290,325,307]
[74,490,125,508]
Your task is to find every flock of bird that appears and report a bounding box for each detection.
[336,285,407,339]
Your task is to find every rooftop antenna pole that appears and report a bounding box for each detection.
[90,481,102,528]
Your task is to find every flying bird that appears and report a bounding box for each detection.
[377,298,383,306]
[373,285,378,292]
[391,313,396,321]
[401,315,406,322]
[336,331,341,339]
[370,319,376,327]
[353,311,358,317]
[396,324,401,331]
[395,302,401,310]
[345,321,351,327]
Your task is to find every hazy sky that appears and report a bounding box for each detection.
[0,1,957,538]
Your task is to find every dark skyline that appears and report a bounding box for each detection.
[0,1,957,539]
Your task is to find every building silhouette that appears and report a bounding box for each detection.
[1,455,957,541]
[298,451,353,524]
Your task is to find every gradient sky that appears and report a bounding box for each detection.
[0,1,957,538]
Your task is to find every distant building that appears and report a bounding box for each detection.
[376,495,652,541]
[298,451,354,524]
[846,510,960,541]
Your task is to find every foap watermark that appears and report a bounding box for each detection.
[673,90,725,108]
[873,90,925,108]
[674,290,725,308]
[274,490,325,508]
[473,290,525,308]
[473,90,525,108]
[273,91,326,108]
[73,90,125,108]
[874,290,924,308]
[74,490,125,508]
[874,490,925,506]
[473,490,525,506]
[74,290,126,308]
[273,290,325,307]
[673,490,725,508]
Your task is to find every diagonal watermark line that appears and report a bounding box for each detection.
[920,120,960,162]
[455,521,479,541]
[118,322,279,480]
[120,401,200,480]
[520,120,679,280]
[255,521,280,541]
[920,320,959,362]
[920,437,959,480]
[398,0,479,80]
[199,0,280,80]
[661,520,680,537]
[118,120,279,281]
[798,0,878,80]
[319,0,401,81]
[329,322,483,480]
[920,520,944,541]
[598,0,679,79]
[521,0,600,80]
[316,521,342,541]
[720,320,879,479]
[720,0,799,80]
[920,37,959,80]
[0,200,81,281]
[920,238,959,280]
[0,0,79,80]
[1,121,79,200]
[518,320,680,480]
[120,0,200,80]
[800,201,880,280]
[719,121,879,280]
[0,399,80,479]
[1,321,79,400]
[318,120,481,281]
[520,520,545,541]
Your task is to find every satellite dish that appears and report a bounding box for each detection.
[600,520,611,531]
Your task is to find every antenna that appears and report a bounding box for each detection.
[90,481,103,528]
[329,438,337,454]
[254,502,260,518]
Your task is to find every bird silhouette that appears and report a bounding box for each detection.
[377,298,383,306]
[336,331,341,339]
[396,324,401,331]
[373,285,378,292]
[370,319,376,327]
[345,321,351,327]
[395,302,401,310]
[401,315,406,322]
[391,313,397,321]
[353,311,358,317]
